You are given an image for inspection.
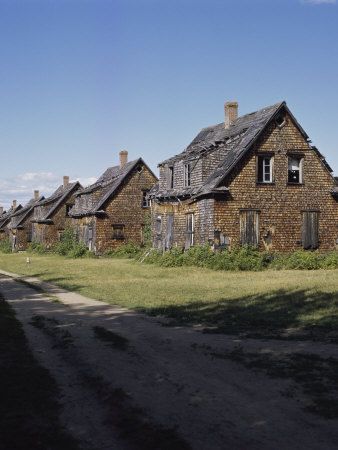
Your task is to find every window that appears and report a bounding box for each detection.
[288,156,303,184]
[168,166,174,189]
[184,163,191,187]
[142,190,150,208]
[302,211,319,250]
[165,214,174,249]
[185,213,194,248]
[275,114,286,128]
[65,204,73,217]
[239,210,259,247]
[112,224,125,240]
[257,155,273,183]
[155,215,162,235]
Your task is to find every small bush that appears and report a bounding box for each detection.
[0,239,12,254]
[104,243,143,259]
[54,227,92,258]
[27,242,48,254]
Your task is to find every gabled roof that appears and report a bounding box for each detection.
[153,101,327,199]
[34,181,82,222]
[0,205,23,231]
[10,196,44,229]
[71,158,157,217]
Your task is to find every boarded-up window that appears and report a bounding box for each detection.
[185,213,194,249]
[302,211,319,250]
[165,214,174,249]
[112,224,125,240]
[240,210,259,247]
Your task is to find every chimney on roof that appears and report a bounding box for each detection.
[63,176,70,188]
[0,207,3,215]
[34,190,40,201]
[119,150,128,168]
[12,200,17,209]
[224,101,238,129]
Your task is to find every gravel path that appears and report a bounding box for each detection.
[1,271,338,450]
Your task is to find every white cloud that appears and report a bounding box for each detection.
[0,172,96,210]
[302,0,336,4]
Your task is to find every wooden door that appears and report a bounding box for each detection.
[302,211,319,250]
[240,210,259,247]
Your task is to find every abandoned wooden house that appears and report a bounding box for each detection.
[149,101,338,252]
[31,176,82,248]
[69,151,158,254]
[9,190,44,251]
[0,201,22,242]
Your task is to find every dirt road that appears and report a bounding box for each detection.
[1,272,338,450]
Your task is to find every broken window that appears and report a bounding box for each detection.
[112,224,125,240]
[142,190,150,208]
[257,155,273,183]
[185,213,194,249]
[288,156,303,184]
[65,204,73,217]
[184,163,191,187]
[302,211,319,250]
[239,210,259,247]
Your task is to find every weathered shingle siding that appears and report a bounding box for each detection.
[93,165,157,254]
[32,191,79,248]
[214,113,338,251]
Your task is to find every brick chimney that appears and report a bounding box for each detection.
[0,206,3,215]
[12,200,17,209]
[63,176,70,188]
[224,101,238,129]
[119,150,128,168]
[34,190,40,201]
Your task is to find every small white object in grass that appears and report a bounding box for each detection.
[26,257,31,264]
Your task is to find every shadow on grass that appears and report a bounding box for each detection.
[143,289,338,342]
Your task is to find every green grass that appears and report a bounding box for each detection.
[0,253,338,340]
[0,293,79,449]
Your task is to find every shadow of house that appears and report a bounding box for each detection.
[70,151,158,254]
[31,176,82,248]
[150,101,338,252]
[9,190,45,251]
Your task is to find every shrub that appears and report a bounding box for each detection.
[0,239,12,254]
[27,242,48,254]
[54,227,92,258]
[104,243,143,259]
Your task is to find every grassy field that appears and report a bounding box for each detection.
[0,253,338,340]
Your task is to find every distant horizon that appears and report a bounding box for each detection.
[0,0,337,209]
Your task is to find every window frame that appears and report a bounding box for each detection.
[112,224,125,240]
[65,204,73,217]
[287,154,304,185]
[168,166,174,189]
[142,190,150,208]
[257,154,274,184]
[185,213,195,248]
[184,163,191,188]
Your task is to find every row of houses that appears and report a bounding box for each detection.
[1,100,338,253]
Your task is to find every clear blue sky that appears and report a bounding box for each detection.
[0,0,337,208]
